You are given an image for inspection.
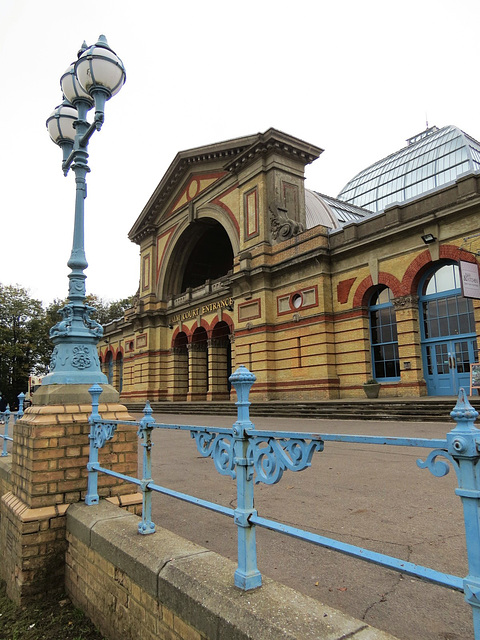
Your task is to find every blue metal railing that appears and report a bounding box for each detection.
[86,366,480,637]
[0,392,25,457]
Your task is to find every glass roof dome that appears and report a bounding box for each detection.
[337,125,480,213]
[305,189,372,230]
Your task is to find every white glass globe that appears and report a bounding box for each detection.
[46,102,78,144]
[60,62,93,105]
[75,36,126,98]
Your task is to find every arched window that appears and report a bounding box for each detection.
[105,351,114,385]
[369,287,400,380]
[116,353,123,393]
[421,263,475,338]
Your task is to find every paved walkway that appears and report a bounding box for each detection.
[138,412,472,640]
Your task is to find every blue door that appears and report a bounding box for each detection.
[424,339,478,395]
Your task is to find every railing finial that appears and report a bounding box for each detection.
[450,387,479,429]
[88,383,103,421]
[230,366,256,425]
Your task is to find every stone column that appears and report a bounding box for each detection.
[0,385,141,604]
[392,295,427,395]
[169,346,189,401]
[207,339,230,401]
[187,343,207,401]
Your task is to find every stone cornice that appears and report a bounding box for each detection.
[223,128,323,174]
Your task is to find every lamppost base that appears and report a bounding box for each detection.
[32,383,119,406]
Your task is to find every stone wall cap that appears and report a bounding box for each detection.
[67,501,399,639]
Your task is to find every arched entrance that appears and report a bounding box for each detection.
[164,219,234,297]
[419,262,478,395]
[169,322,233,402]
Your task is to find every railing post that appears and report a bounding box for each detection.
[85,384,103,505]
[448,388,480,639]
[138,401,156,535]
[230,366,262,590]
[16,392,25,422]
[1,405,10,457]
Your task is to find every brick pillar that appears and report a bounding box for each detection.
[393,294,427,395]
[0,387,141,604]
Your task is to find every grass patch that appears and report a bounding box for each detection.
[0,580,105,640]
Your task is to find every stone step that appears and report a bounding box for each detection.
[124,397,480,422]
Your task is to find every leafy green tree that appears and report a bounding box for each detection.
[0,284,46,407]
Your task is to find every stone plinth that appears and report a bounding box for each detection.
[0,394,141,604]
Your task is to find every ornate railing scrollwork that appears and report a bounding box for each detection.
[90,421,117,449]
[417,449,459,478]
[191,430,236,478]
[247,436,324,485]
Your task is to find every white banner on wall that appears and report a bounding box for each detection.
[459,260,480,299]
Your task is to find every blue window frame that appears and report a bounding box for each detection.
[369,287,400,380]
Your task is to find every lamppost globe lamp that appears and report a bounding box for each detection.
[75,35,126,98]
[46,99,78,163]
[60,59,93,107]
[39,35,125,398]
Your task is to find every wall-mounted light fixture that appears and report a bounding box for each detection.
[168,323,173,329]
[421,233,437,245]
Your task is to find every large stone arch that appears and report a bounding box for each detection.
[158,205,240,298]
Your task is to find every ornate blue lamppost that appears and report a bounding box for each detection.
[42,36,125,388]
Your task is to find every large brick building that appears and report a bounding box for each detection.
[101,125,480,402]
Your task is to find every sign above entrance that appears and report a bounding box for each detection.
[170,297,234,324]
[460,260,480,299]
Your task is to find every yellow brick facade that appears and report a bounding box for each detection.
[101,130,480,402]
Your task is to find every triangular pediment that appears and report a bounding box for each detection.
[128,134,259,243]
[128,129,323,244]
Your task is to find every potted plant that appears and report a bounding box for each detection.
[363,378,381,399]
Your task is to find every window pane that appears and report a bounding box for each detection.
[435,265,456,292]
[369,288,400,379]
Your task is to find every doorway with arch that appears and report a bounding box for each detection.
[170,320,233,401]
[420,262,478,395]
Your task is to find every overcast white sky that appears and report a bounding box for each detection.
[1,0,479,305]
